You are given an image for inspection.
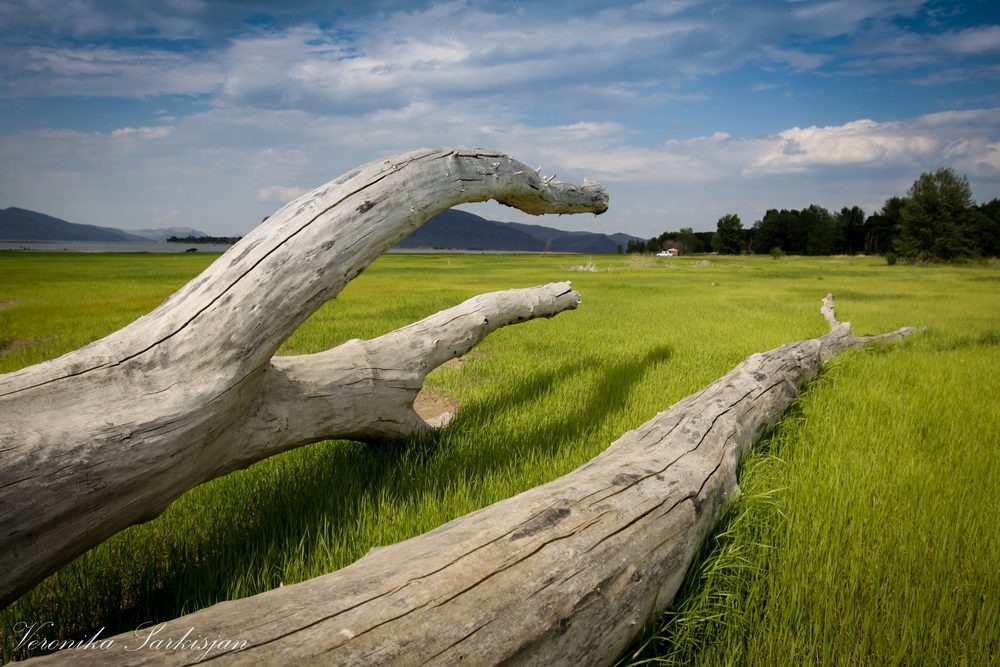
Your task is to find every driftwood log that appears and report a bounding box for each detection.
[22,295,915,665]
[0,147,608,609]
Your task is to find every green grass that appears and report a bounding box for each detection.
[1,251,998,664]
[625,346,1000,665]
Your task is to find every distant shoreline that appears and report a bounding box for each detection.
[0,241,582,255]
[0,241,236,253]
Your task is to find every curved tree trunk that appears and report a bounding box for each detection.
[23,296,915,666]
[0,147,608,608]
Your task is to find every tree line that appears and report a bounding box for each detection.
[167,235,243,244]
[631,168,1000,261]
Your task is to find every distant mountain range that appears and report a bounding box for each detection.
[0,206,642,253]
[0,208,209,244]
[393,209,641,253]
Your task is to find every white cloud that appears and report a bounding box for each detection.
[749,81,783,93]
[847,24,1000,75]
[0,0,205,39]
[1,45,224,97]
[759,45,831,72]
[934,25,1000,56]
[1,2,998,238]
[632,0,701,17]
[110,126,175,139]
[3,100,998,238]
[788,0,923,36]
[747,110,1000,176]
[257,185,309,203]
[0,1,926,109]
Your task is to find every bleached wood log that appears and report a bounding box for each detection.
[0,147,608,609]
[22,295,916,665]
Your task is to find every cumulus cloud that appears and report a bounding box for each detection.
[1,1,998,237]
[536,109,1000,186]
[748,110,1000,176]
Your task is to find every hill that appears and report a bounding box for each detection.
[1,206,641,253]
[503,221,640,253]
[0,208,150,243]
[400,209,641,253]
[397,209,545,251]
[0,208,209,243]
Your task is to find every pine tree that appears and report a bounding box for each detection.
[897,168,974,260]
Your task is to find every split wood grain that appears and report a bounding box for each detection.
[0,147,608,609]
[24,296,915,665]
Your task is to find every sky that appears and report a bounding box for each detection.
[1,0,999,238]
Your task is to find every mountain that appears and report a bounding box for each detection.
[397,209,545,251]
[1,206,642,253]
[399,209,641,253]
[0,207,150,242]
[503,221,639,254]
[123,227,208,242]
[608,232,646,247]
[0,208,209,243]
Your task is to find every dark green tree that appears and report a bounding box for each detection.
[752,211,780,255]
[803,204,837,255]
[752,209,799,254]
[836,206,866,254]
[864,196,904,255]
[896,168,974,260]
[713,213,743,254]
[626,239,645,254]
[971,199,1000,257]
[678,227,703,253]
[694,231,715,251]
[786,209,812,255]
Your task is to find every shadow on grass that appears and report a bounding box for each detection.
[455,344,674,462]
[616,370,829,666]
[934,330,1000,351]
[2,346,675,662]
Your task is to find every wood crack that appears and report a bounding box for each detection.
[0,148,606,611]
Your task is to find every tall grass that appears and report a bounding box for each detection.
[624,268,1000,665]
[1,251,998,663]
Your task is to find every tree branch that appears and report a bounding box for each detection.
[23,295,917,665]
[0,148,606,608]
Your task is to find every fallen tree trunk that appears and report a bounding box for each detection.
[0,147,608,608]
[24,295,916,665]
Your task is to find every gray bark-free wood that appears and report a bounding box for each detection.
[24,295,916,666]
[0,147,608,609]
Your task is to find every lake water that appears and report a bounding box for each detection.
[0,241,236,253]
[0,242,555,255]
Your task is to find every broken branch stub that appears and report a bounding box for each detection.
[0,147,607,608]
[25,295,916,666]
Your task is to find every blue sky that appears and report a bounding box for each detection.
[1,0,998,237]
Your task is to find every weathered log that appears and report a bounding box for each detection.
[22,295,916,665]
[0,147,608,608]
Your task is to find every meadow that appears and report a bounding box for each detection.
[1,251,998,664]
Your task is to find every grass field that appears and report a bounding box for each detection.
[1,251,998,664]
